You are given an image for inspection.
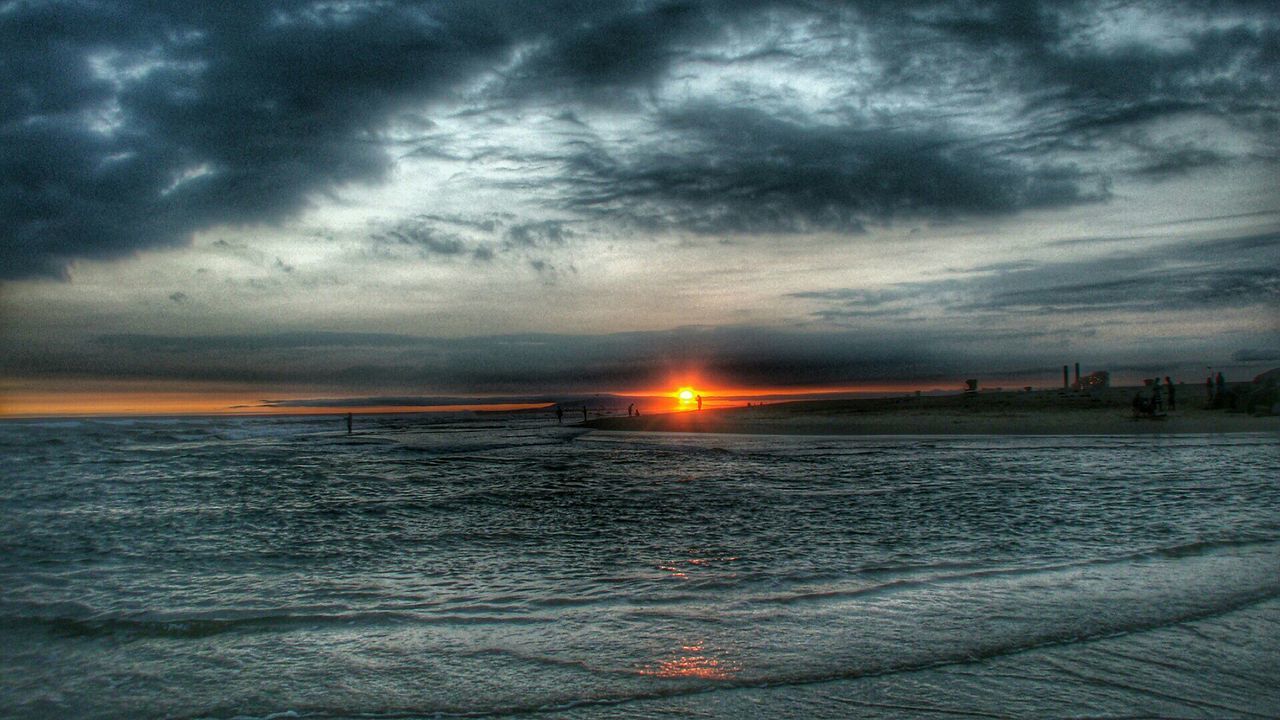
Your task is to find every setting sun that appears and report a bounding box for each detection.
[678,389,695,401]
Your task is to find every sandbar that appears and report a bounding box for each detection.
[583,390,1280,436]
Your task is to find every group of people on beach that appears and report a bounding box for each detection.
[1132,376,1177,417]
[553,404,595,424]
[1206,371,1230,408]
[1131,372,1235,417]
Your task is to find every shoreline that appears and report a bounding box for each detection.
[583,391,1280,436]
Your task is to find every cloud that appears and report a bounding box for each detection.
[94,331,420,353]
[259,394,558,408]
[1232,348,1280,363]
[504,2,721,103]
[556,105,1103,234]
[0,1,511,279]
[970,233,1280,313]
[2,0,1277,280]
[5,301,1276,392]
[372,223,469,257]
[789,231,1280,329]
[504,220,573,248]
[0,325,959,389]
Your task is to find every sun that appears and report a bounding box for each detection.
[678,389,695,402]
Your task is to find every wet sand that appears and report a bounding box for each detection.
[584,389,1280,436]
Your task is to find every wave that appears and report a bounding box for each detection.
[180,587,1280,720]
[0,608,562,640]
[735,536,1280,604]
[12,542,1279,720]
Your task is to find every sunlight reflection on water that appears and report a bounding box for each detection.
[639,641,741,680]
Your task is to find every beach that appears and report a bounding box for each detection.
[585,388,1280,435]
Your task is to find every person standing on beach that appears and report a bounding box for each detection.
[346,413,352,435]
[1215,372,1226,405]
[696,395,702,411]
[582,406,588,421]
[627,403,634,417]
[555,405,563,424]
[1165,377,1176,411]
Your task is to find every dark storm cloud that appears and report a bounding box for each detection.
[365,215,575,263]
[965,233,1280,313]
[95,331,420,353]
[5,314,1274,392]
[1233,348,1280,363]
[504,221,573,248]
[793,231,1280,320]
[969,267,1279,314]
[418,213,506,234]
[372,223,468,257]
[505,2,719,102]
[2,325,959,389]
[3,0,1278,279]
[553,0,1279,234]
[1,1,512,279]
[258,395,561,408]
[910,2,1280,125]
[557,105,1101,233]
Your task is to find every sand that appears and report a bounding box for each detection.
[583,389,1280,436]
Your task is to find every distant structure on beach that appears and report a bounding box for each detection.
[1074,370,1110,390]
[1062,362,1110,391]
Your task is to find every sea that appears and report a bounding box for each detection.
[1,412,1278,719]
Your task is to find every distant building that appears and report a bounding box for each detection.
[1074,370,1109,390]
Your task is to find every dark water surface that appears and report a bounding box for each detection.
[2,413,1278,718]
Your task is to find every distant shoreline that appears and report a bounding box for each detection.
[583,388,1280,436]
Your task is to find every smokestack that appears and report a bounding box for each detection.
[1063,365,1069,388]
[1074,363,1080,385]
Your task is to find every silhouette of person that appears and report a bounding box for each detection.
[1165,376,1176,411]
[1215,372,1225,401]
[627,403,634,417]
[582,406,588,421]
[346,412,352,435]
[555,405,563,424]
[696,394,702,411]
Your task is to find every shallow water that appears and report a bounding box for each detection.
[1,413,1277,718]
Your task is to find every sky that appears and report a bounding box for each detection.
[1,0,1278,415]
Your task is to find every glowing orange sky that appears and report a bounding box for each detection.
[0,373,1100,418]
[0,390,551,419]
[0,379,555,418]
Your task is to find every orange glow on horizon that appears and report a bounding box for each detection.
[673,386,705,411]
[623,381,940,399]
[3,375,1086,418]
[0,387,550,419]
[606,380,955,412]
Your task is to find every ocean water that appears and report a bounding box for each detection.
[1,413,1278,719]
